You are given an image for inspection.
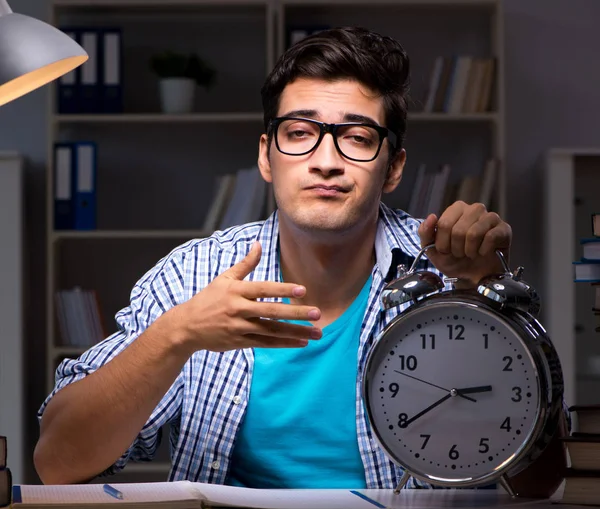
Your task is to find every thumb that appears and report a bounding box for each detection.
[418,214,438,248]
[222,241,262,281]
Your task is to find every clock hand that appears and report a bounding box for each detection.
[456,385,492,395]
[402,393,452,427]
[393,370,477,403]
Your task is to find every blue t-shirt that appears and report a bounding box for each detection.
[227,275,373,488]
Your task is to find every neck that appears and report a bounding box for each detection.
[278,214,378,327]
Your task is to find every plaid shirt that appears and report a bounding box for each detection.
[39,203,452,489]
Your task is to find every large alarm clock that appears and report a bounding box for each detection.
[362,244,564,496]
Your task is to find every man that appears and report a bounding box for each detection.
[34,27,566,495]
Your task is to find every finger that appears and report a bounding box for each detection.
[246,317,322,340]
[435,203,465,255]
[451,204,488,259]
[221,242,262,281]
[463,212,502,259]
[243,300,321,322]
[478,219,512,258]
[242,335,310,349]
[418,214,438,248]
[238,280,307,300]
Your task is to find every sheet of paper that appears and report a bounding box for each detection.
[16,481,197,505]
[193,484,558,509]
[191,484,382,509]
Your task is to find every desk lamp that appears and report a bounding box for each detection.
[0,0,88,106]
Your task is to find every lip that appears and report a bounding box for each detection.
[305,185,348,196]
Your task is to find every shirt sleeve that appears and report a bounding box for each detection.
[38,274,185,476]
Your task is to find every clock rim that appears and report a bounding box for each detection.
[362,295,554,488]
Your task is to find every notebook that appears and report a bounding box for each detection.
[12,482,557,509]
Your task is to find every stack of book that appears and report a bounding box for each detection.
[422,55,496,114]
[559,405,600,505]
[57,27,123,114]
[573,212,600,346]
[0,436,12,507]
[202,165,270,232]
[55,287,105,348]
[406,158,498,219]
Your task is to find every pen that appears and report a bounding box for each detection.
[349,490,386,509]
[103,484,124,500]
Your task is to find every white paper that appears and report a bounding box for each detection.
[17,482,196,505]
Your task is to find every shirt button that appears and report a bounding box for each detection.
[233,396,241,405]
[211,460,220,470]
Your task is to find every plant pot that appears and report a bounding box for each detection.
[159,77,195,114]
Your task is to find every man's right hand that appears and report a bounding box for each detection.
[167,241,322,352]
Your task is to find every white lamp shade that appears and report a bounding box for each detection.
[0,11,88,106]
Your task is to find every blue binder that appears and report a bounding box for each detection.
[99,28,123,113]
[53,143,75,230]
[57,28,81,114]
[79,29,102,113]
[73,142,97,230]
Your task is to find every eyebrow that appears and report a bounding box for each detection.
[280,109,381,127]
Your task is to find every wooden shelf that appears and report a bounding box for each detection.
[123,462,171,473]
[54,112,264,124]
[54,112,496,124]
[52,230,210,241]
[410,112,498,122]
[53,0,496,6]
[284,0,496,6]
[52,346,89,357]
[53,0,268,7]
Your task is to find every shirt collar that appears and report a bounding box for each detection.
[254,202,423,286]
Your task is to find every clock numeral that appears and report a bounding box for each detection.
[500,417,512,432]
[502,356,513,371]
[398,355,418,371]
[483,333,489,349]
[398,413,408,428]
[478,438,490,453]
[449,444,459,460]
[419,434,431,450]
[421,334,436,350]
[447,324,465,340]
[511,386,522,402]
[388,383,400,398]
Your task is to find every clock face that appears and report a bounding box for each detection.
[364,301,541,484]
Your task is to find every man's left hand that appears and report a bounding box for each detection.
[417,201,512,287]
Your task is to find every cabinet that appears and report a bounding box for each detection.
[45,0,505,480]
[542,148,600,407]
[0,153,24,484]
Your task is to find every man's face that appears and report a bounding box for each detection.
[258,77,405,237]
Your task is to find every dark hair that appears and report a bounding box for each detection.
[261,26,410,155]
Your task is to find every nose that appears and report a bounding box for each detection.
[309,132,345,177]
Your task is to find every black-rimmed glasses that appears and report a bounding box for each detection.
[269,117,397,162]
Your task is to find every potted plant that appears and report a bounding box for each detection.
[150,51,216,114]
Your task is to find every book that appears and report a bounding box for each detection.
[0,436,5,468]
[582,238,600,261]
[593,212,600,237]
[0,468,11,508]
[573,261,600,282]
[10,483,549,509]
[570,404,600,435]
[560,435,600,470]
[0,436,11,508]
[559,469,600,506]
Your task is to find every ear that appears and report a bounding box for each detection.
[383,148,406,194]
[258,133,273,183]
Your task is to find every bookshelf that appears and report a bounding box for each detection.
[542,149,600,408]
[45,0,505,480]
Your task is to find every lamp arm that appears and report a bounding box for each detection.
[0,0,12,16]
